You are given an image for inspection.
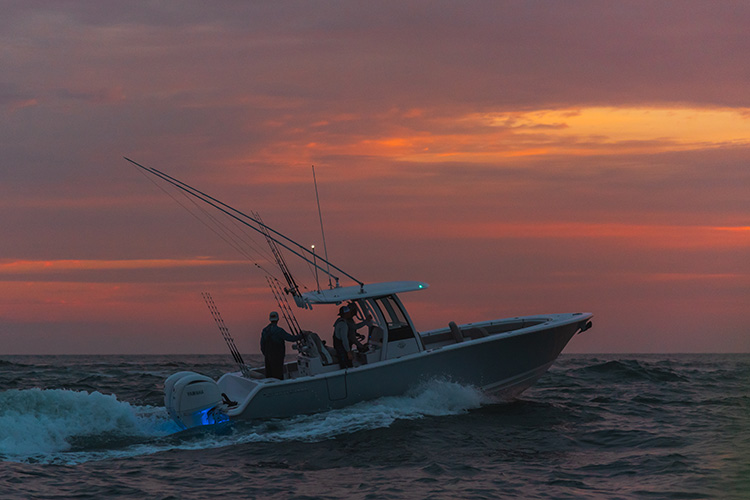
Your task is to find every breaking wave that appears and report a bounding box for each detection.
[0,388,177,463]
[574,359,687,382]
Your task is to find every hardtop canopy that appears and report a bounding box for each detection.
[301,281,428,305]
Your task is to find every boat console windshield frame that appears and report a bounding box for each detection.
[297,281,427,365]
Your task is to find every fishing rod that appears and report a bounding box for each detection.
[266,276,303,342]
[201,292,253,378]
[254,211,300,297]
[124,157,364,291]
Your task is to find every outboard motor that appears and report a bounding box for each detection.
[164,371,228,430]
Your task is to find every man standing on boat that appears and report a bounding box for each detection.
[260,311,302,379]
[333,305,371,369]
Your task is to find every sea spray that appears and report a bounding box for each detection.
[0,388,174,461]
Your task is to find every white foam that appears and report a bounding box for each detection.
[0,388,176,461]
[235,378,488,444]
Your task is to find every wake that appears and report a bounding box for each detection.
[0,379,486,464]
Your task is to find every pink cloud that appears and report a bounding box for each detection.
[2,2,749,353]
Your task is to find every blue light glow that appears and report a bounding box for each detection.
[196,406,230,426]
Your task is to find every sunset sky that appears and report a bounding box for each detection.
[1,2,748,354]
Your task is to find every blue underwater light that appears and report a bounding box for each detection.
[196,406,230,426]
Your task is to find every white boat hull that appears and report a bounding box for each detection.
[166,313,592,429]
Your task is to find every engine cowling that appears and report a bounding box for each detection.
[164,371,228,429]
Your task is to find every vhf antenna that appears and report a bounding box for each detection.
[312,165,333,289]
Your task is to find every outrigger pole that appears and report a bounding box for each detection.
[124,157,364,294]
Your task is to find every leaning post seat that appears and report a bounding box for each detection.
[304,331,337,365]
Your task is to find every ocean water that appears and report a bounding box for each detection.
[0,354,747,499]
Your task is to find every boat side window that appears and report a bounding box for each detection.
[373,296,415,342]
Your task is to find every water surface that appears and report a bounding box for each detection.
[1,354,748,499]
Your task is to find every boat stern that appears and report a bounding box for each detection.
[164,371,230,430]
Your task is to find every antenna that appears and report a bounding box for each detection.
[312,244,321,291]
[312,165,333,289]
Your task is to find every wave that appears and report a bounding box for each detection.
[0,359,24,368]
[576,359,686,383]
[0,388,178,463]
[0,379,485,465]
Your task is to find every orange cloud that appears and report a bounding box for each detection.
[0,279,271,323]
[360,220,750,249]
[644,272,750,282]
[0,258,246,275]
[8,98,38,112]
[254,106,750,166]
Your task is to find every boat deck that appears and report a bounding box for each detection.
[419,317,549,349]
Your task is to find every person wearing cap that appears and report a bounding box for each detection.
[260,311,303,380]
[332,304,371,369]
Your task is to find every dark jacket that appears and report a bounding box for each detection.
[260,322,299,358]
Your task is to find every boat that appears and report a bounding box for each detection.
[124,158,593,430]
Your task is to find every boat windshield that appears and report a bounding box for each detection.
[372,295,415,342]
